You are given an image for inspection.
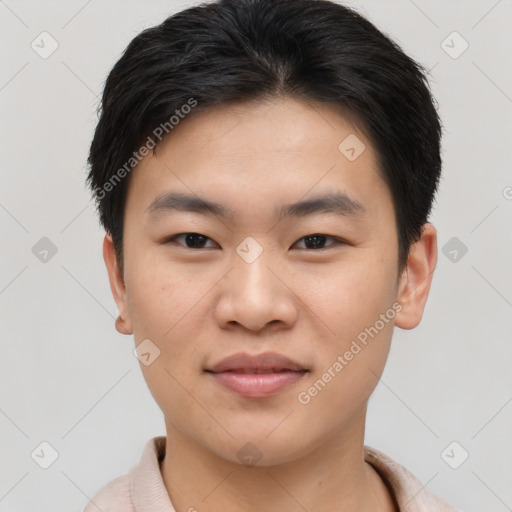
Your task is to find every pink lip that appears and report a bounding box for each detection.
[206,351,306,373]
[207,370,307,398]
[205,351,309,398]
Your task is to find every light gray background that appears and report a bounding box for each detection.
[1,0,511,511]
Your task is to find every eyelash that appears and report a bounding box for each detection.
[163,233,347,250]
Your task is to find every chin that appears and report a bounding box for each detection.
[205,429,314,468]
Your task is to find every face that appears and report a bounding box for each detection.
[104,96,436,466]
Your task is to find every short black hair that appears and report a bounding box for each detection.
[86,0,442,275]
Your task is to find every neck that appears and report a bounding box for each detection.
[160,409,397,512]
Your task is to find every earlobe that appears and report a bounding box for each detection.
[395,223,438,330]
[103,233,133,335]
[115,315,133,335]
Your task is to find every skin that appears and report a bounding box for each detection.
[104,96,437,512]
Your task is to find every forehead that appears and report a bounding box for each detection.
[124,96,393,222]
[157,96,368,157]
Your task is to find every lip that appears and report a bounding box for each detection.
[204,351,308,398]
[206,351,307,373]
[207,370,307,398]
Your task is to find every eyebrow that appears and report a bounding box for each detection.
[145,191,365,221]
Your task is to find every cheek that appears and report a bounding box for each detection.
[298,269,396,425]
[307,251,398,389]
[125,258,208,418]
[126,252,202,338]
[316,255,397,334]
[125,253,210,393]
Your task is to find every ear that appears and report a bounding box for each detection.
[395,223,437,330]
[103,233,133,335]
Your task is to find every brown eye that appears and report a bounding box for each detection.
[166,233,218,249]
[293,234,343,250]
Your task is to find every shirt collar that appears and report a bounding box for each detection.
[128,436,456,512]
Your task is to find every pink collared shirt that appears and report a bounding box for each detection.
[83,436,461,512]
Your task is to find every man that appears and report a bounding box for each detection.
[84,0,460,510]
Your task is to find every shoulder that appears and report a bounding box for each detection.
[81,436,167,512]
[83,473,135,512]
[364,445,462,512]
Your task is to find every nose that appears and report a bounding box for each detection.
[214,248,298,333]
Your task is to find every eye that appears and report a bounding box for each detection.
[292,234,345,250]
[164,232,346,250]
[165,233,218,249]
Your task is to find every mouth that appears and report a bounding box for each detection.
[205,368,308,374]
[204,352,309,398]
